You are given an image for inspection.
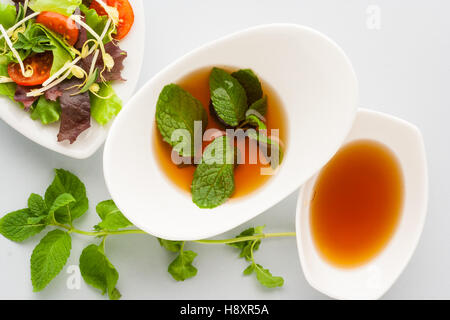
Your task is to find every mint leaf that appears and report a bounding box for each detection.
[254,264,284,288]
[243,264,255,275]
[231,69,263,106]
[245,114,267,130]
[248,96,268,117]
[95,200,132,231]
[156,84,208,157]
[210,67,248,126]
[168,250,198,281]
[158,238,183,253]
[28,194,47,217]
[31,230,72,292]
[191,136,235,208]
[79,244,121,300]
[247,129,284,168]
[48,193,76,223]
[44,169,89,224]
[90,83,122,125]
[0,209,46,242]
[228,226,265,260]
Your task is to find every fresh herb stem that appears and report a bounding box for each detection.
[50,223,295,244]
[193,232,296,244]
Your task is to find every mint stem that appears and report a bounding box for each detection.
[50,223,295,244]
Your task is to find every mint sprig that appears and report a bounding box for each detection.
[0,169,295,299]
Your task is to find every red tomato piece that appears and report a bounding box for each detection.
[90,0,134,40]
[8,52,53,86]
[36,11,79,46]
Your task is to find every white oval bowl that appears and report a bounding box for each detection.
[103,24,358,240]
[0,0,145,159]
[295,108,428,300]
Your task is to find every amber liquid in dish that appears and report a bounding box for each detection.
[153,67,287,198]
[310,139,404,268]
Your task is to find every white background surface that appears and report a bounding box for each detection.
[0,0,449,299]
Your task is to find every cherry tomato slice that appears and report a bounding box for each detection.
[8,52,53,86]
[90,0,134,40]
[36,11,79,46]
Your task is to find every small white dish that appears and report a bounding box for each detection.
[0,0,145,159]
[295,108,428,300]
[103,24,358,240]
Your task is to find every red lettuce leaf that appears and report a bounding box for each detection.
[80,40,127,82]
[14,85,38,110]
[56,79,91,144]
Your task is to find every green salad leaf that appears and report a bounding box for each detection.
[29,0,82,16]
[0,3,17,29]
[90,83,122,125]
[231,69,263,106]
[31,96,61,125]
[0,56,16,100]
[79,243,121,300]
[30,229,72,292]
[191,136,235,209]
[156,84,208,157]
[210,67,248,127]
[80,4,112,44]
[34,25,74,74]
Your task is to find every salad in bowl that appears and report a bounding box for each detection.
[0,0,135,144]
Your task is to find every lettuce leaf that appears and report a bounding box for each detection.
[80,4,111,44]
[0,56,16,100]
[31,96,61,125]
[0,3,17,29]
[90,83,122,125]
[34,25,74,75]
[29,0,82,16]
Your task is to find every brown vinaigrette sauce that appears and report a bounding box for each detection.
[310,139,404,268]
[153,66,287,198]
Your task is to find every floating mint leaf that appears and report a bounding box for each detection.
[248,96,268,117]
[191,136,235,208]
[246,114,267,130]
[44,169,89,224]
[247,129,284,169]
[79,244,121,300]
[0,209,46,242]
[95,200,132,231]
[210,67,248,127]
[168,250,198,281]
[31,230,72,292]
[231,69,263,106]
[156,84,208,157]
